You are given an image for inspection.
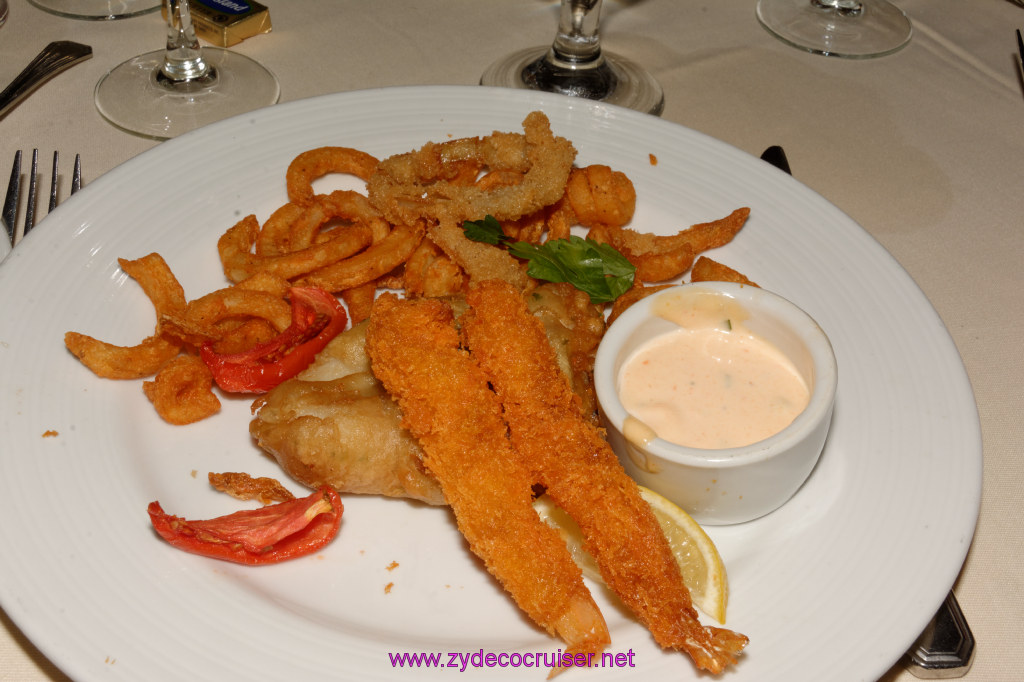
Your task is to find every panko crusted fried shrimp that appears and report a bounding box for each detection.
[461,280,748,675]
[366,293,610,665]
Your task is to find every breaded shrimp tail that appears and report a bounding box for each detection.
[366,293,609,661]
[462,280,748,675]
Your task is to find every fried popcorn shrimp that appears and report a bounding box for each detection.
[142,354,221,425]
[565,164,636,229]
[403,238,467,298]
[591,207,750,282]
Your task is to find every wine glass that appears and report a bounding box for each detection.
[28,0,159,21]
[756,0,912,59]
[480,0,664,116]
[94,0,280,139]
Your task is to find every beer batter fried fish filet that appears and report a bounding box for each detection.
[365,293,610,665]
[461,280,748,675]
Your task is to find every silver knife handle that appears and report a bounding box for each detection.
[905,591,976,678]
[0,41,93,120]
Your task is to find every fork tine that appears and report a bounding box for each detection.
[3,150,20,246]
[71,153,81,195]
[48,151,59,213]
[22,149,38,240]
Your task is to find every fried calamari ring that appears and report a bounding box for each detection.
[427,218,530,289]
[64,253,187,380]
[286,147,380,206]
[367,111,576,226]
[143,354,221,425]
[366,113,575,289]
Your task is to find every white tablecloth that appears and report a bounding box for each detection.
[1,1,1021,680]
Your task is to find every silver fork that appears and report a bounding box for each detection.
[2,149,82,248]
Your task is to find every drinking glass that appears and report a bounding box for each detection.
[756,0,911,58]
[0,0,8,27]
[94,0,279,139]
[28,0,159,21]
[480,0,664,115]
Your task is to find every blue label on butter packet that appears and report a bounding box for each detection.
[194,0,252,15]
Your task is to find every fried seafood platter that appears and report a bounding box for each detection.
[59,109,760,677]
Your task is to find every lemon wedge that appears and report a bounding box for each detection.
[533,486,729,624]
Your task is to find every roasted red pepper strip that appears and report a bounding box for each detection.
[147,486,343,565]
[199,286,348,393]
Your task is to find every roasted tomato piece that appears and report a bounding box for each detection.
[148,486,343,565]
[200,286,348,394]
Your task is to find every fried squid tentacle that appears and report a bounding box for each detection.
[462,280,748,675]
[366,293,609,663]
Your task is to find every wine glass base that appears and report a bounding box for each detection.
[28,0,159,21]
[756,0,912,59]
[481,46,664,116]
[95,48,281,140]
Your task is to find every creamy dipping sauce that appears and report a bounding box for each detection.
[617,289,810,450]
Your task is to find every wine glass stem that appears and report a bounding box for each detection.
[161,0,212,82]
[550,0,604,67]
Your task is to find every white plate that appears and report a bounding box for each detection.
[0,86,981,681]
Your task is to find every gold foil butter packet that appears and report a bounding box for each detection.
[166,0,272,47]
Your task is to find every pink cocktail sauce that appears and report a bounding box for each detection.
[618,288,809,450]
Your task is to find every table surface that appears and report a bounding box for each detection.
[1,1,1021,680]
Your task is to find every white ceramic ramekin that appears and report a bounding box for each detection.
[595,282,837,525]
